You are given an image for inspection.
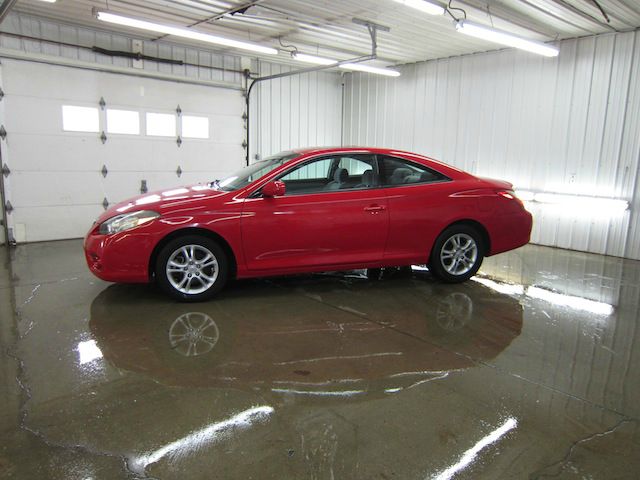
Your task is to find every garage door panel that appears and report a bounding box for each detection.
[4,61,103,101]
[180,144,245,173]
[6,97,81,135]
[7,134,106,172]
[99,140,155,171]
[210,117,244,144]
[176,143,243,171]
[103,173,149,204]
[12,204,103,243]
[3,61,243,116]
[10,171,104,207]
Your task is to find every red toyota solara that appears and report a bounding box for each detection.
[84,147,532,301]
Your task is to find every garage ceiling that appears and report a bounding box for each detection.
[11,0,640,66]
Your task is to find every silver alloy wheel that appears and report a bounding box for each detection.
[166,244,219,295]
[169,312,219,357]
[440,233,478,276]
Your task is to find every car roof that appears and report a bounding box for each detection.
[288,146,467,175]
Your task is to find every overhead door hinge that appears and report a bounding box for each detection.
[5,201,13,214]
[140,179,148,194]
[176,166,182,177]
[101,165,108,177]
[102,197,109,210]
[1,164,9,177]
[0,88,4,101]
[0,126,6,140]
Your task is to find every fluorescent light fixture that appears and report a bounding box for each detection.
[433,418,518,480]
[392,0,445,15]
[292,52,401,77]
[96,11,277,55]
[455,20,559,57]
[291,52,337,65]
[527,286,614,316]
[339,63,401,77]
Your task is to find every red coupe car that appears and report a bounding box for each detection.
[84,147,532,301]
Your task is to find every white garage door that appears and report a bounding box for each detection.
[0,59,245,242]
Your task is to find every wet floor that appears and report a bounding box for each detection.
[1,240,639,479]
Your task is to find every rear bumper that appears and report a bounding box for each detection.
[84,232,153,283]
[488,209,533,256]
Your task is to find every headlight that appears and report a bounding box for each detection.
[99,210,160,235]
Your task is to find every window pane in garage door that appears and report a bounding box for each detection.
[146,113,176,137]
[107,109,140,135]
[62,106,99,133]
[182,115,209,139]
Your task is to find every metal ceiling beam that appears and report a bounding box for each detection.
[0,0,18,24]
[151,1,266,42]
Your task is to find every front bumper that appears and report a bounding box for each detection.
[84,231,154,283]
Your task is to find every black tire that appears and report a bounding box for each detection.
[156,235,229,302]
[429,225,484,283]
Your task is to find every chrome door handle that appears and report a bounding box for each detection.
[364,205,385,212]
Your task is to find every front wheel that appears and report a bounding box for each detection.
[429,225,484,283]
[156,235,229,302]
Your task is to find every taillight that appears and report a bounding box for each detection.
[497,190,515,200]
[497,190,524,208]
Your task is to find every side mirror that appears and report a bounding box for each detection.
[262,180,286,198]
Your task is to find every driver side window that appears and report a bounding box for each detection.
[279,154,379,195]
[279,158,333,195]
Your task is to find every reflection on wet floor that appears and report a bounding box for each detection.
[89,270,522,396]
[1,240,640,479]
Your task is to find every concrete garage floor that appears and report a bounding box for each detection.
[1,240,639,479]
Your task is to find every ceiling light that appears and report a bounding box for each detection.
[291,52,401,77]
[392,0,445,15]
[339,63,401,77]
[455,20,559,57]
[96,11,277,55]
[291,52,337,65]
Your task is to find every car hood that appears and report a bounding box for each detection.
[95,183,232,224]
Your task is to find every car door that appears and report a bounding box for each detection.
[241,154,389,272]
[378,155,454,261]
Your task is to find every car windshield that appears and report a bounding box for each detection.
[212,152,299,192]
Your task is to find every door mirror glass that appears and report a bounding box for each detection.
[262,180,286,197]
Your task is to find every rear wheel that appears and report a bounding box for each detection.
[429,225,484,283]
[156,235,228,302]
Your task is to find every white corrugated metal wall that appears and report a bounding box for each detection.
[344,31,640,260]
[249,61,342,162]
